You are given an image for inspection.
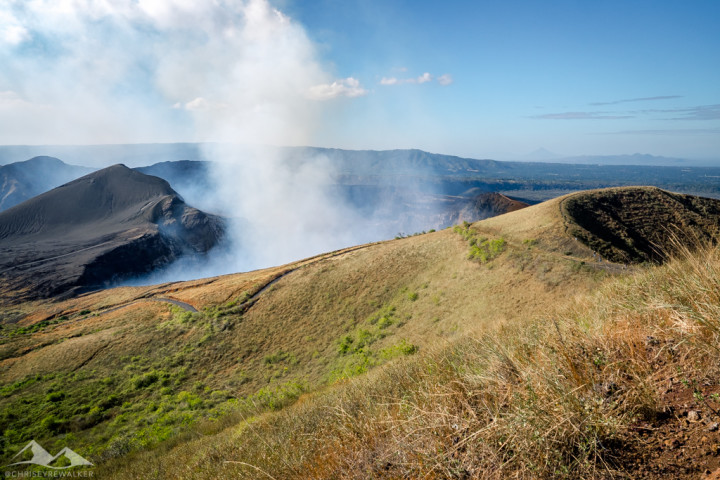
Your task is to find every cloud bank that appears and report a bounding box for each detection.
[0,0,383,278]
[308,77,368,100]
[532,103,720,122]
[0,0,366,145]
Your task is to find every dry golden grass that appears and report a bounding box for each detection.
[95,240,720,479]
[0,196,608,467]
[14,187,711,475]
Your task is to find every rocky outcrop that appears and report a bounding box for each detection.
[562,187,720,263]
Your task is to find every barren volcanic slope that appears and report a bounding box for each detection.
[455,191,528,221]
[0,156,93,211]
[0,164,224,302]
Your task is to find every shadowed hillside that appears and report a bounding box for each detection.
[135,160,213,211]
[0,165,224,301]
[561,186,720,263]
[459,191,528,218]
[333,186,529,234]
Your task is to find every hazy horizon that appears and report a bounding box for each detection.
[0,143,718,169]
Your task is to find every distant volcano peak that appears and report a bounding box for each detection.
[0,165,224,302]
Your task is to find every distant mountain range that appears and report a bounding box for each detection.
[515,148,711,166]
[0,144,715,169]
[0,156,93,210]
[3,148,720,220]
[0,143,206,168]
[533,153,691,166]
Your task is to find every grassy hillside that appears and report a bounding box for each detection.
[99,231,720,479]
[2,186,719,477]
[0,192,602,465]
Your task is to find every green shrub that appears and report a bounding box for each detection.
[133,372,159,389]
[377,316,393,329]
[468,238,506,263]
[40,415,63,433]
[454,223,507,263]
[338,335,354,355]
[380,339,419,359]
[45,391,66,402]
[244,381,305,411]
[99,394,121,410]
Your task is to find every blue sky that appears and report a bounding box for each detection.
[0,0,718,159]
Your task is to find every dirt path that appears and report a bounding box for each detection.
[152,298,198,313]
[242,242,377,306]
[80,241,378,321]
[99,297,198,315]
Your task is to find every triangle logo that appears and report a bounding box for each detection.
[6,440,93,469]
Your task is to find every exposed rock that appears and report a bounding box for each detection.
[562,187,720,264]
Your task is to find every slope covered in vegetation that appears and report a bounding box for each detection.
[0,193,600,468]
[101,240,720,479]
[2,187,720,478]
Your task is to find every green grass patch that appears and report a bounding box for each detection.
[454,223,507,263]
[330,302,418,382]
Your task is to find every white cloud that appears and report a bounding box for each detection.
[0,90,25,107]
[379,71,448,86]
[181,97,228,111]
[2,24,29,45]
[0,0,367,144]
[308,77,368,101]
[416,72,432,84]
[0,9,29,46]
[437,74,453,86]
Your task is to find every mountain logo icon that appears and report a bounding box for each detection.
[6,440,93,469]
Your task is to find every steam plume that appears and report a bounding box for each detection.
[0,0,419,278]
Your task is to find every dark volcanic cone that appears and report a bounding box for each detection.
[0,164,224,302]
